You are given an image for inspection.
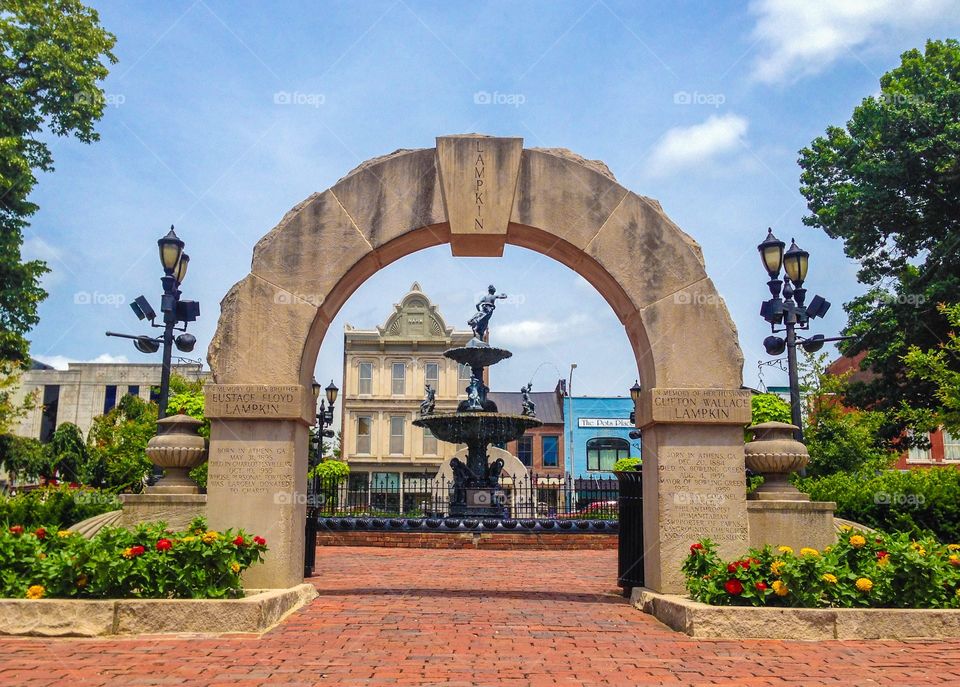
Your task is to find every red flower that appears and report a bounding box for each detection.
[9,525,23,536]
[755,581,768,591]
[34,527,47,540]
[233,536,245,546]
[727,563,739,573]
[156,539,172,552]
[724,579,744,595]
[739,559,751,569]
[69,482,79,489]
[876,550,888,559]
[130,545,145,557]
[253,536,266,546]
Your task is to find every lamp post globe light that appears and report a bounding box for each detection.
[305,378,338,577]
[106,225,200,420]
[756,229,838,442]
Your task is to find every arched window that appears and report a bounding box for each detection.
[586,437,630,472]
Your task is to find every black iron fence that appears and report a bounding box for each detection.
[307,473,619,520]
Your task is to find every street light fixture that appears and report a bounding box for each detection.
[757,230,832,442]
[305,377,339,578]
[628,380,642,439]
[106,225,200,420]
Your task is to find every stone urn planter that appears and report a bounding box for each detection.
[145,414,208,494]
[744,421,809,501]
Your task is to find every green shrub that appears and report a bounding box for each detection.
[0,516,267,599]
[0,485,119,529]
[797,468,960,542]
[612,457,641,472]
[683,528,960,608]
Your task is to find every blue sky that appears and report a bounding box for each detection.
[23,0,960,400]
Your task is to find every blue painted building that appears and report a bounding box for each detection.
[563,396,640,478]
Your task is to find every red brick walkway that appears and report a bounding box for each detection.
[3,547,960,686]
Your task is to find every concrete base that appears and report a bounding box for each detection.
[0,584,317,637]
[747,499,836,552]
[119,493,207,530]
[632,588,960,639]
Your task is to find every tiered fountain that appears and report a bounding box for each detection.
[414,286,542,517]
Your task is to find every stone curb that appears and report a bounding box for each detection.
[632,588,960,640]
[0,583,317,637]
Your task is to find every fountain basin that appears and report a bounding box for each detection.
[414,412,542,445]
[443,346,512,369]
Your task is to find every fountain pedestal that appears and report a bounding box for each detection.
[413,341,541,518]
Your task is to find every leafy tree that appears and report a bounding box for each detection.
[800,353,896,477]
[0,433,48,482]
[86,394,155,492]
[47,422,88,484]
[797,39,960,443]
[0,0,116,362]
[904,303,960,434]
[0,360,35,434]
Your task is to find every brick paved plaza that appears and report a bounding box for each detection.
[3,547,960,686]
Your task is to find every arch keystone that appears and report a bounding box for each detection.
[437,135,522,256]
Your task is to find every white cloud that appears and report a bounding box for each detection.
[646,114,748,176]
[35,353,130,370]
[495,314,592,349]
[749,0,955,84]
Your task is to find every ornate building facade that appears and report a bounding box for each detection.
[340,283,472,508]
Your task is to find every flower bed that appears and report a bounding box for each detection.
[0,516,267,599]
[683,527,960,609]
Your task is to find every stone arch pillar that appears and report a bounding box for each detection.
[204,135,752,591]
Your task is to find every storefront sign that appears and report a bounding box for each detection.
[578,418,634,428]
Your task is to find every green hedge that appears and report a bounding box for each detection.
[0,485,120,530]
[797,468,960,542]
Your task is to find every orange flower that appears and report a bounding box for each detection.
[849,535,866,548]
[26,585,45,599]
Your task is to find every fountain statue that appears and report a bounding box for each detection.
[414,286,542,517]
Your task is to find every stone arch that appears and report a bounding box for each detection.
[205,135,752,592]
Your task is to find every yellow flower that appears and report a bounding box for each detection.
[57,530,71,538]
[849,535,866,548]
[855,577,873,592]
[917,547,927,556]
[770,560,786,576]
[800,547,820,557]
[956,587,960,598]
[202,531,220,544]
[821,573,838,585]
[878,555,891,567]
[824,546,832,553]
[122,547,135,559]
[948,544,960,551]
[772,580,789,596]
[839,525,852,532]
[181,536,196,543]
[26,585,45,600]
[230,561,241,574]
[777,546,794,555]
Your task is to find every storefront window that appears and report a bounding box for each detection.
[586,437,629,471]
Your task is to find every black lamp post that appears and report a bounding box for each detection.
[628,380,642,439]
[106,226,200,419]
[757,229,834,441]
[305,378,338,578]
